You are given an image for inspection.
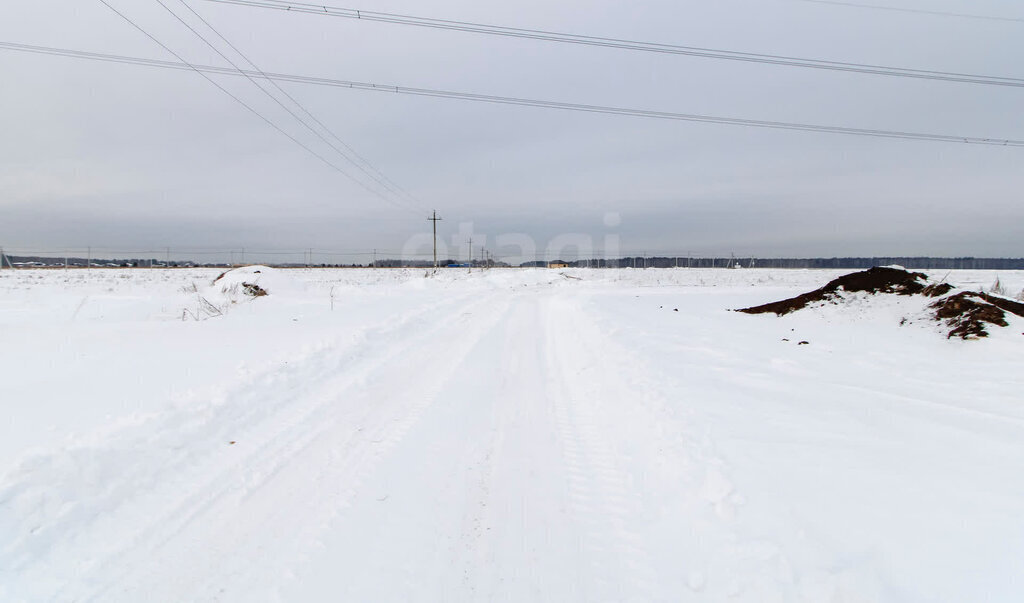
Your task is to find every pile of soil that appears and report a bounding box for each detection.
[736,267,930,316]
[979,291,1024,317]
[931,292,1008,339]
[737,267,1024,340]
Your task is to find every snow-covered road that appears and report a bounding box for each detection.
[2,268,1023,601]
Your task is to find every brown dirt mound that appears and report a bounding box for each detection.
[979,292,1024,318]
[931,292,1008,339]
[922,282,955,297]
[737,267,1023,340]
[737,267,929,316]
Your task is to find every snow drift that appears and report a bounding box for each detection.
[180,265,302,320]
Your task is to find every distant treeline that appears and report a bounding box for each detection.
[4,254,1024,270]
[522,257,1024,269]
[0,256,502,269]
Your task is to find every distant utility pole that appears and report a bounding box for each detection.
[427,210,442,270]
[468,237,473,273]
[372,248,377,268]
[0,246,4,270]
[87,246,92,269]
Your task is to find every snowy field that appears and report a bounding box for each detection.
[2,266,1023,602]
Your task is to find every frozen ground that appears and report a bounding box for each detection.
[1,266,1023,602]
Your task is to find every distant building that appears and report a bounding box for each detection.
[548,262,569,269]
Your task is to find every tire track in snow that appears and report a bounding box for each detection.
[0,288,500,601]
[85,292,513,602]
[448,297,565,602]
[561,293,800,600]
[279,294,588,602]
[277,293,523,602]
[543,295,660,601]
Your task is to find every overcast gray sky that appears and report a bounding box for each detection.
[1,0,1022,260]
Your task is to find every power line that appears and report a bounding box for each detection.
[199,0,1024,89]
[793,0,1024,23]
[3,40,1021,147]
[95,0,422,216]
[156,0,423,213]
[169,0,425,213]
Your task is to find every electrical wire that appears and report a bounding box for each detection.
[96,0,423,216]
[3,39,1021,147]
[199,0,1024,88]
[168,0,426,213]
[794,0,1024,23]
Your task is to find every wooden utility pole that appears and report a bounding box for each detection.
[427,211,442,269]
